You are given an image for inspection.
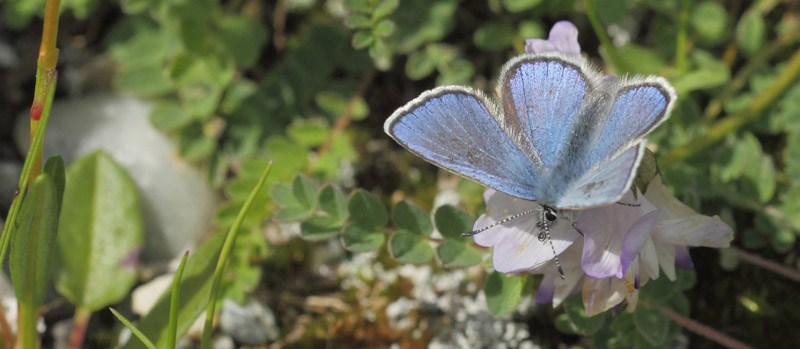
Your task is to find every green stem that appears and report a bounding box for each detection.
[200,161,273,348]
[68,307,91,349]
[16,303,38,349]
[0,0,61,274]
[703,28,799,120]
[584,0,625,72]
[168,251,190,349]
[675,0,691,74]
[659,48,800,168]
[0,69,57,272]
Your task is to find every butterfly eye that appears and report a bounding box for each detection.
[544,207,558,222]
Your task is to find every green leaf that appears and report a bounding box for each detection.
[149,100,194,132]
[123,228,226,348]
[405,49,436,80]
[517,20,544,39]
[352,30,374,49]
[300,215,343,241]
[10,157,63,315]
[341,225,385,252]
[288,119,330,147]
[434,205,473,239]
[217,15,269,67]
[271,183,298,207]
[691,2,728,44]
[348,189,388,228]
[345,14,371,29]
[115,63,174,97]
[484,272,530,316]
[319,185,349,222]
[474,22,514,52]
[292,175,318,210]
[502,0,541,13]
[373,19,396,38]
[178,125,216,162]
[56,151,143,311]
[742,155,776,203]
[373,0,399,20]
[220,78,258,114]
[564,295,607,335]
[388,231,434,264]
[595,0,628,24]
[717,133,761,183]
[639,273,679,303]
[634,307,670,345]
[736,10,765,56]
[435,240,482,267]
[615,45,665,75]
[316,91,349,116]
[392,200,433,236]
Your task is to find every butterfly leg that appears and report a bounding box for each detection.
[616,202,641,207]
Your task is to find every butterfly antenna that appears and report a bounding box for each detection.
[461,209,536,237]
[544,224,566,280]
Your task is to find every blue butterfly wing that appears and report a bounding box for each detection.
[585,80,674,166]
[556,142,644,208]
[556,79,675,208]
[496,54,674,208]
[385,86,542,200]
[497,55,590,173]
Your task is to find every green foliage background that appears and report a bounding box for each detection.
[2,0,800,347]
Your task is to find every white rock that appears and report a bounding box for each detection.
[15,94,217,262]
[220,299,279,345]
[131,274,174,316]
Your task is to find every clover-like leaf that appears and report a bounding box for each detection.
[348,189,388,229]
[392,200,433,236]
[434,205,473,239]
[300,215,342,241]
[484,272,530,316]
[341,225,385,252]
[319,185,349,223]
[634,307,669,345]
[388,231,433,264]
[564,295,607,335]
[435,240,482,267]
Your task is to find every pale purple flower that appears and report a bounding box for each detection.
[474,175,734,316]
[525,21,581,56]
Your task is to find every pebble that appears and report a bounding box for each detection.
[14,94,217,262]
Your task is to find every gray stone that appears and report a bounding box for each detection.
[15,94,217,262]
[220,299,279,345]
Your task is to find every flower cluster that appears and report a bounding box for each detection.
[474,21,734,316]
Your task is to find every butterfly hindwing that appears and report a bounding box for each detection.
[384,86,542,201]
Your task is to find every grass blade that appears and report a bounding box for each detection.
[110,308,156,349]
[201,161,273,348]
[168,251,190,349]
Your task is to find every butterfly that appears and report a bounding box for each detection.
[384,52,676,274]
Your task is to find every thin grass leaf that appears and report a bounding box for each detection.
[168,251,190,349]
[201,161,273,348]
[110,308,156,349]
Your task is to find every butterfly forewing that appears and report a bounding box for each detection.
[497,55,592,174]
[384,86,542,201]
